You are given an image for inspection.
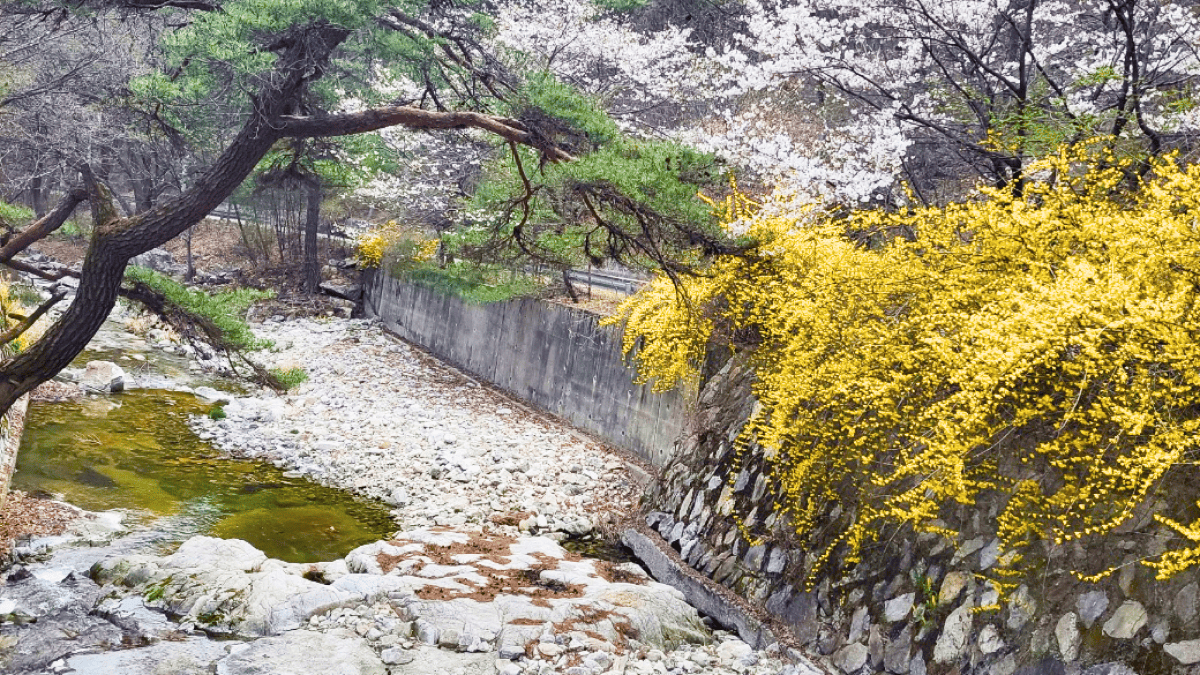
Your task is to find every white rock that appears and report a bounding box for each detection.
[716,639,752,663]
[1056,612,1080,661]
[884,593,915,622]
[1165,639,1200,665]
[1102,601,1147,640]
[380,646,414,665]
[933,604,972,663]
[215,631,385,675]
[977,624,1004,654]
[833,643,869,673]
[81,360,126,392]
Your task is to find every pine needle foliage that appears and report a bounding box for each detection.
[124,267,274,352]
[607,141,1200,586]
[461,71,737,274]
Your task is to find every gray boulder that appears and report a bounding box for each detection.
[81,360,126,392]
[131,248,186,277]
[91,537,359,636]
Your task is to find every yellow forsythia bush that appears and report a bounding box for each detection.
[607,141,1200,584]
[0,283,42,354]
[355,220,438,269]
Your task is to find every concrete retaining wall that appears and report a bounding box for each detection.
[0,394,30,510]
[363,271,690,467]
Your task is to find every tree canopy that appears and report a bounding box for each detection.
[0,0,749,416]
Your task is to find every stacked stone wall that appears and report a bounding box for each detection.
[365,271,1200,674]
[642,359,1200,675]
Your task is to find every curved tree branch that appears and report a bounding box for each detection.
[277,106,577,163]
[0,187,86,264]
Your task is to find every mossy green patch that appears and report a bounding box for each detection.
[16,390,394,563]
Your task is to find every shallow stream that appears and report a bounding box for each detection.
[13,321,396,563]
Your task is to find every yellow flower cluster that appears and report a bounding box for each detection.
[0,282,41,354]
[355,220,438,269]
[608,141,1200,585]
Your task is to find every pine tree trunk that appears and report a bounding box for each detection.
[0,22,353,419]
[304,178,321,295]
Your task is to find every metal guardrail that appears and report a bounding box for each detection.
[566,269,647,296]
[210,203,648,296]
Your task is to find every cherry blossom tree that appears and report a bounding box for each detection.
[719,0,1200,200]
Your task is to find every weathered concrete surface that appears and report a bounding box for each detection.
[0,393,28,511]
[364,272,691,467]
[621,529,777,652]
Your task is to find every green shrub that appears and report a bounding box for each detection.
[403,262,545,304]
[8,284,43,308]
[269,367,308,389]
[124,267,274,351]
[0,200,34,229]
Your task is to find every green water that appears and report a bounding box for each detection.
[14,390,396,563]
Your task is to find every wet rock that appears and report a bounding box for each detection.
[193,386,232,404]
[94,596,181,640]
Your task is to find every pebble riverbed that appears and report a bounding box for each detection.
[190,316,640,539]
[180,316,816,675]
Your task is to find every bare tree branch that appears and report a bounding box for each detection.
[0,187,86,264]
[278,106,577,162]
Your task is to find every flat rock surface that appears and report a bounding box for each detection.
[63,637,235,675]
[96,530,709,653]
[216,630,385,675]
